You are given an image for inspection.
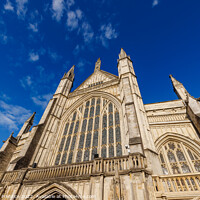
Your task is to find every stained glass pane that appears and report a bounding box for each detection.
[64,136,71,151]
[67,152,73,164]
[91,98,95,105]
[79,134,85,149]
[167,152,176,163]
[55,153,61,165]
[93,131,98,147]
[90,106,94,117]
[116,143,122,156]
[162,167,168,175]
[168,143,175,150]
[160,153,165,163]
[109,103,113,113]
[84,107,89,118]
[109,145,114,157]
[59,137,65,152]
[85,133,91,148]
[63,123,69,135]
[195,162,200,172]
[94,117,99,130]
[115,112,120,125]
[95,105,100,116]
[109,113,113,127]
[172,166,180,174]
[176,150,186,161]
[102,114,107,128]
[92,148,97,160]
[101,147,107,158]
[61,152,67,164]
[187,149,194,160]
[72,112,77,121]
[86,101,90,107]
[109,127,114,143]
[70,136,77,150]
[76,150,82,163]
[102,129,107,145]
[97,98,100,105]
[69,122,74,135]
[115,126,121,143]
[74,121,79,134]
[84,149,90,161]
[88,118,93,132]
[81,119,87,133]
[181,163,191,173]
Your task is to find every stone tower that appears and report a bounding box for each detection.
[0,49,200,200]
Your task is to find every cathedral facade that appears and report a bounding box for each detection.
[0,49,200,200]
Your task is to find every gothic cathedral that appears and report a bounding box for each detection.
[0,49,200,200]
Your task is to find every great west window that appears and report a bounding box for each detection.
[55,97,122,165]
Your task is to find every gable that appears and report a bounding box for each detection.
[74,70,118,91]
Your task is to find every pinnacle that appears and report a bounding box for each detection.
[95,58,101,70]
[119,48,127,59]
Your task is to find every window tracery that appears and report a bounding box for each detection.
[159,141,200,175]
[55,97,123,165]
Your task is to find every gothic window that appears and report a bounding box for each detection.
[61,152,67,164]
[63,123,69,135]
[84,149,90,161]
[55,97,123,165]
[55,153,61,165]
[159,141,200,175]
[85,133,91,148]
[64,136,71,151]
[59,137,65,152]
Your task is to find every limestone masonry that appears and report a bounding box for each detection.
[0,49,200,200]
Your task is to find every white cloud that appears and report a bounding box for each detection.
[152,0,159,7]
[82,22,94,43]
[100,23,118,40]
[20,76,32,88]
[0,93,10,101]
[48,49,62,61]
[99,23,118,47]
[66,10,82,30]
[29,52,39,62]
[52,0,65,21]
[0,100,32,131]
[66,0,75,8]
[0,33,8,44]
[32,93,52,109]
[28,23,38,32]
[16,0,29,17]
[4,0,14,11]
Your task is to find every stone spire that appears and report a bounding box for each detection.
[169,75,188,101]
[62,65,75,81]
[95,58,101,71]
[119,48,128,59]
[17,112,36,139]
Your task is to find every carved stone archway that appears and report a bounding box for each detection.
[27,182,81,200]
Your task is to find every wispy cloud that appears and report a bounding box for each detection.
[0,93,10,101]
[32,93,52,109]
[28,23,38,32]
[20,76,32,89]
[152,0,159,7]
[82,22,94,43]
[52,0,65,22]
[0,33,8,44]
[0,100,32,131]
[99,23,118,47]
[29,51,39,62]
[48,49,62,61]
[4,0,14,11]
[16,0,29,18]
[66,9,82,31]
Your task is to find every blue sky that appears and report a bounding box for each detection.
[0,0,200,145]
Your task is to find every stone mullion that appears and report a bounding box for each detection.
[89,101,96,160]
[162,146,173,174]
[106,103,109,157]
[113,107,117,157]
[173,146,182,174]
[181,142,195,172]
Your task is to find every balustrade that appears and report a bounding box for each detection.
[0,154,145,183]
